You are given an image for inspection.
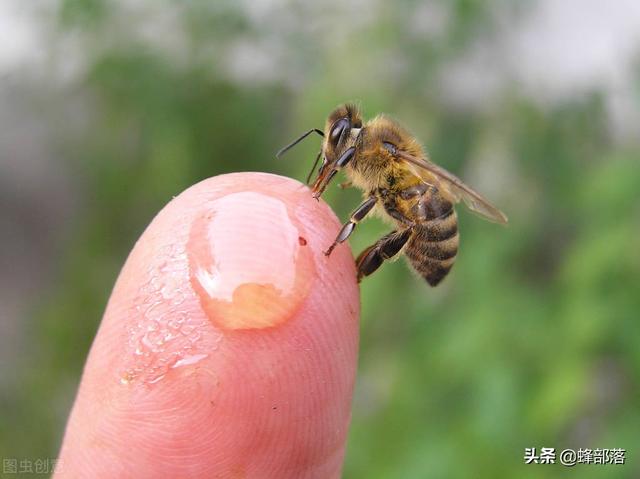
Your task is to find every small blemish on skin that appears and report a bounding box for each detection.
[298,236,307,246]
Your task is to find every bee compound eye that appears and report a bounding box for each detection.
[330,118,349,143]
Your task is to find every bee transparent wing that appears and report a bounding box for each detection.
[397,150,508,224]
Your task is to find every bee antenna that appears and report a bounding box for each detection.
[305,150,323,185]
[276,128,324,159]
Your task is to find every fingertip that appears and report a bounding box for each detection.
[58,173,360,478]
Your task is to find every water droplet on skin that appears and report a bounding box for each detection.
[172,353,209,369]
[141,334,155,350]
[162,332,178,342]
[187,191,314,331]
[167,318,182,330]
[171,296,185,306]
[120,372,133,385]
[147,374,166,384]
[181,324,195,335]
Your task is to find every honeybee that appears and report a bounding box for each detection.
[277,103,508,285]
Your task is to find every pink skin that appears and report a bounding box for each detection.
[55,173,360,478]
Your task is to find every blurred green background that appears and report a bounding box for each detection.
[1,0,639,477]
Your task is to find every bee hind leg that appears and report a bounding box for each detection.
[356,228,413,282]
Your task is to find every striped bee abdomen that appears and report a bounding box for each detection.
[405,207,459,286]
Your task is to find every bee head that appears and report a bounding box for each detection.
[323,103,362,158]
[309,104,363,196]
[276,103,363,197]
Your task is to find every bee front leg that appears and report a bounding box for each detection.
[356,228,413,282]
[324,195,377,256]
[312,146,355,199]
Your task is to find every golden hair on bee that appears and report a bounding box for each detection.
[277,103,508,286]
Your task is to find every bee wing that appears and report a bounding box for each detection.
[397,150,508,224]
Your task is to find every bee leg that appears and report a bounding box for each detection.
[382,199,416,227]
[356,228,413,281]
[398,183,428,200]
[324,195,377,256]
[384,205,416,227]
[382,184,432,226]
[312,147,355,199]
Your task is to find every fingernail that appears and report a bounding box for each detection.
[188,190,315,331]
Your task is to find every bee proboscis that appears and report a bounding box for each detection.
[277,103,508,286]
